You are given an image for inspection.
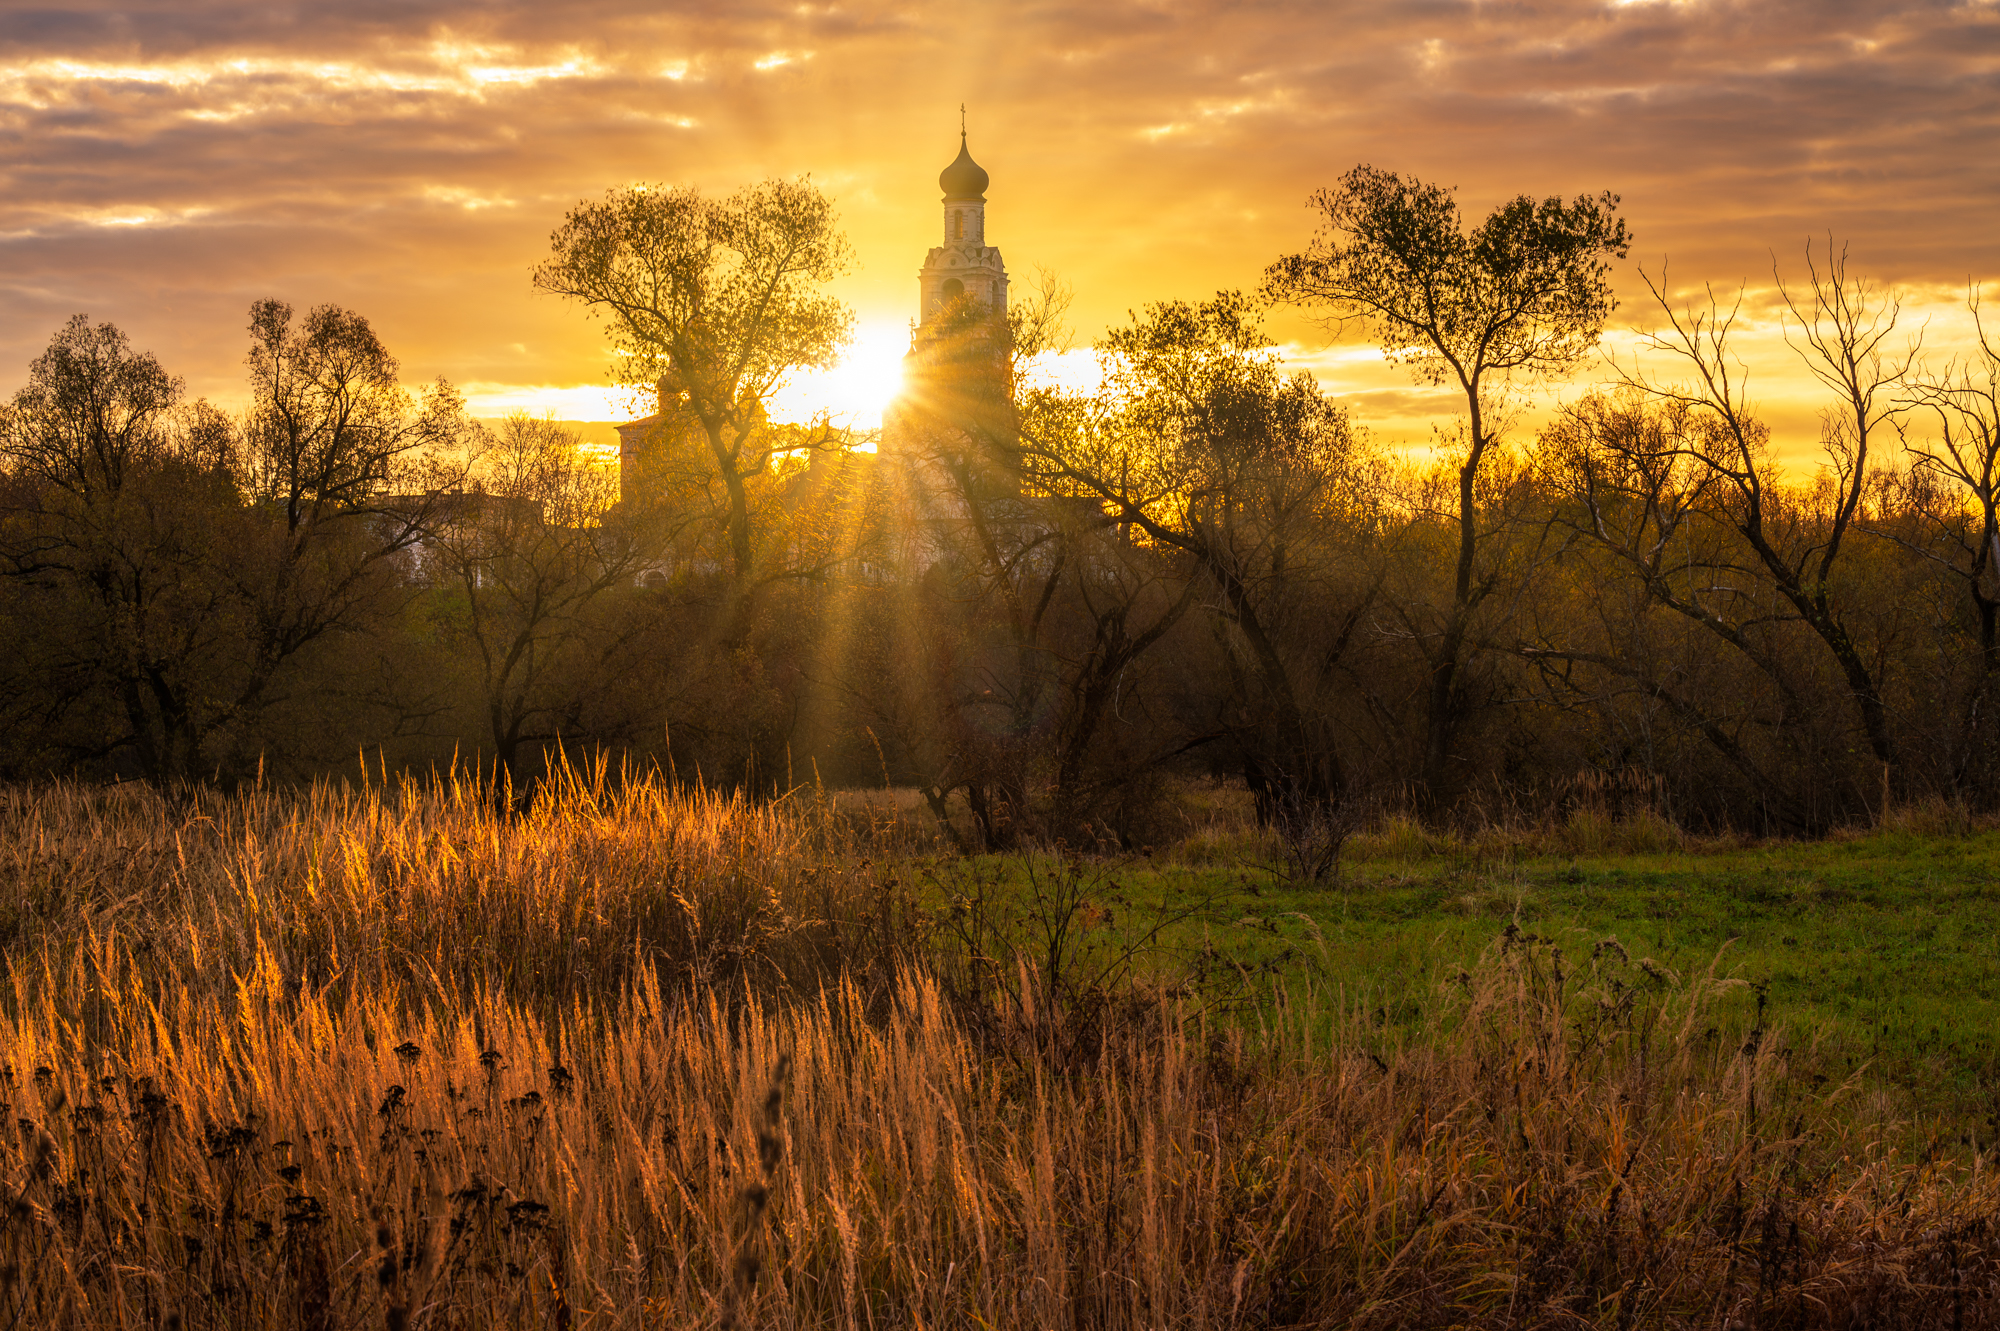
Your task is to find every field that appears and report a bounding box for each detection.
[0,773,1997,1328]
[1002,809,2000,1131]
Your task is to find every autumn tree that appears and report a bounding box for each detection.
[532,178,854,638]
[1027,292,1370,831]
[244,300,471,523]
[0,314,186,497]
[1264,166,1628,802]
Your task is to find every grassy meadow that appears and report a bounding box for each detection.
[1006,804,2000,1130]
[0,772,1997,1328]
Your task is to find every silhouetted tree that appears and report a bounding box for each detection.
[0,317,230,778]
[0,314,185,497]
[0,308,477,783]
[533,178,853,639]
[1264,166,1628,803]
[1027,292,1371,831]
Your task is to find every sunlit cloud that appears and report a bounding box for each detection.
[1138,88,1292,142]
[30,204,223,232]
[0,0,1993,476]
[0,43,613,115]
[423,186,516,211]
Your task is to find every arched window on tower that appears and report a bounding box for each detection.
[951,213,963,240]
[940,278,964,305]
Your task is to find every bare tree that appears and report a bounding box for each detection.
[1882,284,2000,796]
[1611,247,1910,775]
[1534,392,1822,828]
[424,415,663,799]
[237,301,476,737]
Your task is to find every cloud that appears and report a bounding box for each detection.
[0,0,1993,461]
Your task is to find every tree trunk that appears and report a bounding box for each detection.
[1422,413,1489,806]
[1197,544,1343,812]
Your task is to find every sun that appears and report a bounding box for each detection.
[766,319,912,431]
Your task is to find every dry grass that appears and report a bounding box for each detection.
[0,767,919,1014]
[0,776,1995,1327]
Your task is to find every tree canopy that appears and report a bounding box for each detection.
[533,179,854,596]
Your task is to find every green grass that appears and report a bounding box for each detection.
[931,826,2000,1125]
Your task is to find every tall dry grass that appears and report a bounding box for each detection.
[0,767,919,1015]
[0,776,1994,1327]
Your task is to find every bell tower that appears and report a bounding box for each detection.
[917,116,1008,329]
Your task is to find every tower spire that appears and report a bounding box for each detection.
[921,125,1006,328]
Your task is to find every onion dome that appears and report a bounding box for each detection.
[939,135,989,202]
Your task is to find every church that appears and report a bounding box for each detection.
[617,128,1011,504]
[610,130,1025,595]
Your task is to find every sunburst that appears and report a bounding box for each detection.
[767,320,912,432]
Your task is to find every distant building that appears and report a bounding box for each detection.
[373,488,546,586]
[617,125,1011,477]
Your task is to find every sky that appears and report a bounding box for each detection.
[3,0,1997,461]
